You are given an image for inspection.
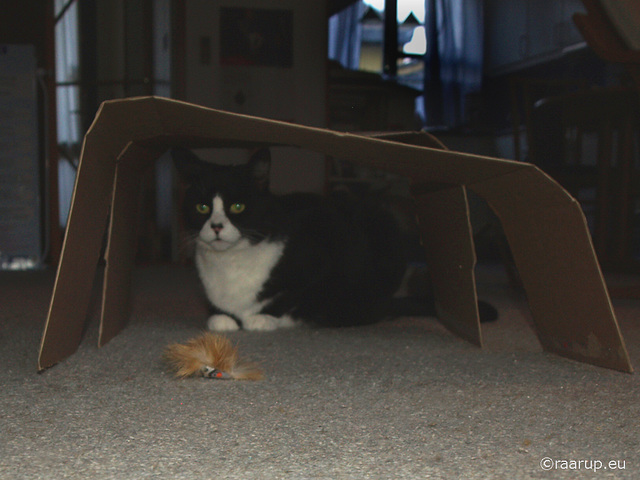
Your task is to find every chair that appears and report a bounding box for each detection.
[509,77,588,163]
[528,87,640,272]
[571,0,640,295]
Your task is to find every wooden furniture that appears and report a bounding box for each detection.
[570,0,640,293]
[528,87,639,271]
[509,77,588,164]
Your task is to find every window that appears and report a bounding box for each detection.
[360,0,426,90]
[54,0,81,228]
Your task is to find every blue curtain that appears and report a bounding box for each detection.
[423,0,484,128]
[328,2,364,70]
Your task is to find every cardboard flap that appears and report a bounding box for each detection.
[412,185,481,346]
[471,167,632,372]
[38,109,122,370]
[38,96,632,373]
[100,143,162,347]
[373,131,481,345]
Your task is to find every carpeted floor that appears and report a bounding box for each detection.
[1,264,639,479]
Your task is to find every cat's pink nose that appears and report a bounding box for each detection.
[211,223,223,234]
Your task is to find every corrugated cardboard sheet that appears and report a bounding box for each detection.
[39,97,632,373]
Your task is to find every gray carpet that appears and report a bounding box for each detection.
[1,265,639,479]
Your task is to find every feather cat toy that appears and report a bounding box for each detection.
[165,332,263,380]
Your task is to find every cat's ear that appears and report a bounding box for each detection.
[248,148,271,192]
[171,148,210,182]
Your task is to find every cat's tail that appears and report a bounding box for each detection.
[385,296,499,323]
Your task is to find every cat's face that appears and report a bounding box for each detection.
[186,187,264,251]
[174,148,276,251]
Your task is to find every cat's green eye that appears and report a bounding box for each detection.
[229,203,246,214]
[195,203,211,215]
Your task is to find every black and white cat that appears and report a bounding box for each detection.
[172,148,411,331]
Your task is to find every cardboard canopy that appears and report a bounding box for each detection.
[39,96,633,373]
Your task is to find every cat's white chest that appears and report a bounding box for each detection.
[195,239,285,317]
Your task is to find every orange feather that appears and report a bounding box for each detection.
[164,332,263,380]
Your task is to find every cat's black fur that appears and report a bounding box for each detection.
[173,148,497,330]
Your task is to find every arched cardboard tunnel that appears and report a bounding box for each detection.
[38,96,633,373]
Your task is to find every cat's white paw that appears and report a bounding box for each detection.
[243,314,298,331]
[207,314,240,331]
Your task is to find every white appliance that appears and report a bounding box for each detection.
[0,44,43,269]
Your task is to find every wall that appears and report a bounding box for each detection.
[182,0,328,194]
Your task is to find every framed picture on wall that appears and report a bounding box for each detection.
[220,8,293,68]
